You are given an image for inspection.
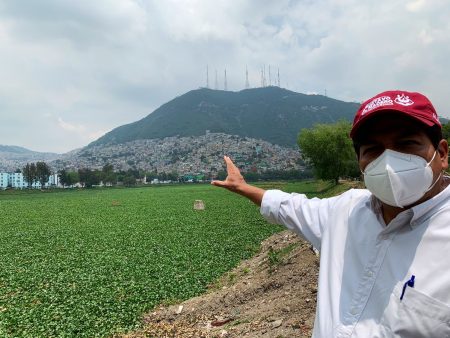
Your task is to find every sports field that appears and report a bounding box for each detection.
[0,181,344,337]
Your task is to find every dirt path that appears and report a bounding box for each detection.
[117,230,319,338]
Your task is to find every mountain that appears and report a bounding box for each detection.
[90,87,361,148]
[0,145,39,154]
[0,145,60,172]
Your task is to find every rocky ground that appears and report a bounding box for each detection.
[117,230,319,338]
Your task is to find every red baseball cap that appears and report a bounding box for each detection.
[350,90,441,138]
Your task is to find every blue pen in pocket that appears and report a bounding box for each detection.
[400,275,415,301]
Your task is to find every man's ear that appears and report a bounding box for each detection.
[438,139,449,170]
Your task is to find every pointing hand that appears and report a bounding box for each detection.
[211,156,246,192]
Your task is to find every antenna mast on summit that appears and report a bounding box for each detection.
[277,68,280,87]
[206,65,209,89]
[268,65,272,86]
[263,65,267,87]
[224,69,228,91]
[261,65,267,87]
[245,66,250,89]
[215,69,218,90]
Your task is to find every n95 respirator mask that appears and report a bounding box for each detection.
[363,149,439,208]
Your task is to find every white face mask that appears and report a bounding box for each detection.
[363,149,440,208]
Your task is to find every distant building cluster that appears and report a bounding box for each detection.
[0,172,60,190]
[0,133,306,188]
[54,133,304,176]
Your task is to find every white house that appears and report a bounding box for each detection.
[47,173,60,187]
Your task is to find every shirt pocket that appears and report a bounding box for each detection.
[380,283,450,338]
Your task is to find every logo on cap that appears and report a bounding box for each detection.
[394,94,414,106]
[361,96,393,115]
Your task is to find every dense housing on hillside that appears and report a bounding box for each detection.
[54,133,304,175]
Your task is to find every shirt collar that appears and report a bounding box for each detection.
[410,177,450,228]
[369,176,450,231]
[369,196,413,233]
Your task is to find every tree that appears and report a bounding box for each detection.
[78,168,100,188]
[298,121,359,184]
[146,171,158,181]
[102,164,117,186]
[123,175,136,187]
[442,121,450,141]
[216,170,227,180]
[58,169,69,187]
[22,163,37,188]
[36,162,51,189]
[167,171,179,181]
[67,171,79,187]
[58,169,78,187]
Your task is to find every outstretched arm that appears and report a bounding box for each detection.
[211,156,266,206]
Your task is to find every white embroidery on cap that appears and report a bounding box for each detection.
[361,96,393,115]
[394,94,414,106]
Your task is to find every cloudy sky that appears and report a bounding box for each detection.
[1,0,449,153]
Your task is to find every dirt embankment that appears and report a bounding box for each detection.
[118,230,319,338]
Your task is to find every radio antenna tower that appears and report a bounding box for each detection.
[245,66,250,89]
[206,65,209,89]
[277,68,280,87]
[224,68,228,91]
[262,65,267,87]
[268,65,272,86]
[215,69,218,90]
[260,68,264,87]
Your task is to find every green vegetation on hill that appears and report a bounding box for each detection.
[90,87,360,148]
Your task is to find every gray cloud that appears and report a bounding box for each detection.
[0,0,449,153]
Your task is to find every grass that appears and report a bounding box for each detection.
[0,180,354,337]
[267,243,300,269]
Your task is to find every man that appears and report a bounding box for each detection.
[212,90,450,337]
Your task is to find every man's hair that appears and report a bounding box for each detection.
[353,124,443,157]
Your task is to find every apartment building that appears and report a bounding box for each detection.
[0,173,59,189]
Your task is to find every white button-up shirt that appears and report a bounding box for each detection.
[260,183,450,337]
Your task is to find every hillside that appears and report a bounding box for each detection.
[90,87,361,148]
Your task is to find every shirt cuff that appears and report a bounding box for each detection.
[260,189,291,224]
